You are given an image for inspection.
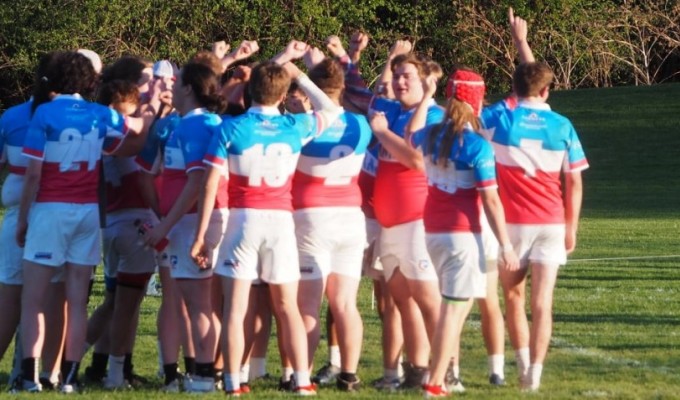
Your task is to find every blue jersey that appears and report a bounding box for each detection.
[412,125,497,233]
[292,110,372,209]
[0,100,32,207]
[156,109,226,215]
[204,106,319,211]
[480,100,588,224]
[22,94,127,204]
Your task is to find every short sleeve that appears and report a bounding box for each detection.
[564,123,589,173]
[204,122,230,171]
[473,139,498,190]
[22,108,48,160]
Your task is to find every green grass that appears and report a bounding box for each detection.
[2,83,680,398]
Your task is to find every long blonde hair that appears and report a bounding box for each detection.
[424,98,480,167]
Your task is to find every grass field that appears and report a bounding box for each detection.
[1,83,680,399]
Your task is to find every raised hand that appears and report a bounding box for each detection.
[508,7,528,45]
[303,47,326,69]
[423,74,438,98]
[232,40,260,61]
[285,40,310,61]
[325,35,347,58]
[212,40,231,60]
[388,40,412,60]
[348,31,369,62]
[369,110,389,135]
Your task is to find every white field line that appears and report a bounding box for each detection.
[568,255,680,263]
[549,337,674,375]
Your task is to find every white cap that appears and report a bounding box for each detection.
[77,49,103,74]
[153,60,175,79]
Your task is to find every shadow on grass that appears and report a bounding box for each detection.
[554,313,679,326]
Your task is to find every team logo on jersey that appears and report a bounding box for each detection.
[34,252,52,260]
[418,259,430,270]
[223,259,240,269]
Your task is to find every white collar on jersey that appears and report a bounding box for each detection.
[53,94,84,101]
[182,108,208,119]
[517,100,551,111]
[248,105,281,116]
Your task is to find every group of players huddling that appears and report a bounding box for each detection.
[0,8,588,397]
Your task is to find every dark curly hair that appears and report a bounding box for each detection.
[101,55,152,85]
[31,51,97,114]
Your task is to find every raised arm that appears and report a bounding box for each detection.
[326,34,373,114]
[509,8,535,64]
[214,40,260,73]
[274,40,342,132]
[376,40,412,98]
[404,74,438,146]
[370,111,424,171]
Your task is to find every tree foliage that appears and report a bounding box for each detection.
[1,0,678,109]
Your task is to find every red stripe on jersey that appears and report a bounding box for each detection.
[204,155,226,168]
[373,161,428,228]
[36,161,99,203]
[160,170,193,215]
[476,178,497,189]
[106,171,148,212]
[228,174,294,211]
[186,161,206,172]
[8,165,26,175]
[291,171,361,209]
[569,158,589,171]
[135,155,153,172]
[358,170,375,219]
[497,165,564,224]
[22,148,43,159]
[424,186,482,233]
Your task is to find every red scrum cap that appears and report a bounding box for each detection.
[445,69,486,117]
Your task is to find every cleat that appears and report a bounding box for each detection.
[225,388,243,397]
[423,383,448,398]
[311,363,340,385]
[84,366,106,383]
[401,362,428,389]
[444,362,464,393]
[39,376,60,391]
[295,384,317,396]
[61,383,78,394]
[161,378,180,393]
[372,376,402,392]
[185,375,215,393]
[489,373,505,386]
[336,375,360,392]
[103,377,132,390]
[278,376,295,392]
[239,383,251,393]
[8,377,43,393]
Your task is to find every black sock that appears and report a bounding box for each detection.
[21,357,39,382]
[163,363,179,385]
[61,360,81,385]
[184,357,196,375]
[90,352,108,375]
[196,362,215,378]
[339,372,358,382]
[123,353,133,378]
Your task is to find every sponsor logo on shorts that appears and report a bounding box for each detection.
[223,259,240,269]
[418,259,430,270]
[34,252,52,260]
[300,266,314,274]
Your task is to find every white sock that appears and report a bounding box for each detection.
[515,348,530,381]
[397,355,404,377]
[529,364,543,389]
[224,373,240,392]
[249,357,267,380]
[108,355,125,384]
[293,370,311,387]
[384,368,400,380]
[282,366,294,381]
[329,345,341,368]
[239,364,250,383]
[489,354,505,378]
[452,364,460,379]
